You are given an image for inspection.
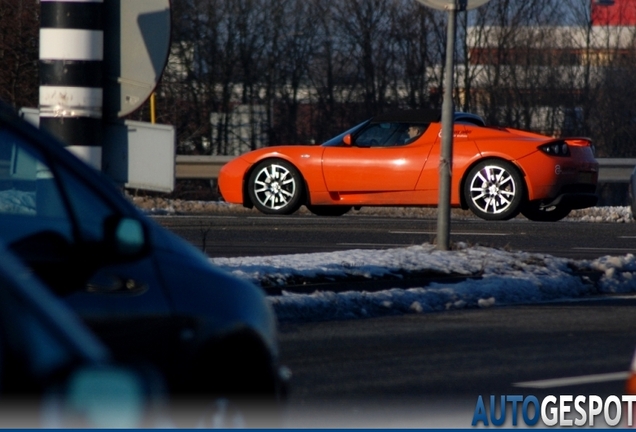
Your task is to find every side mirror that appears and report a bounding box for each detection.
[104,217,148,259]
[343,134,352,146]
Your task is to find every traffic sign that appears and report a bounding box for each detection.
[103,0,171,118]
[416,0,490,11]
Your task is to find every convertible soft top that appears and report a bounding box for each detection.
[371,108,441,125]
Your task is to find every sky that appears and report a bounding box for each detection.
[207,206,636,324]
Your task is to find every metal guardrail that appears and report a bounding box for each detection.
[175,155,233,180]
[175,155,636,183]
[596,158,636,183]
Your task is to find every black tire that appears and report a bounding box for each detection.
[306,205,352,217]
[248,159,303,215]
[463,160,524,221]
[521,202,571,222]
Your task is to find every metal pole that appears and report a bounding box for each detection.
[437,4,457,251]
[39,0,104,170]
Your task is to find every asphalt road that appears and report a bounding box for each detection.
[153,212,636,427]
[278,296,636,428]
[152,212,636,260]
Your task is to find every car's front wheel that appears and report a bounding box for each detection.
[464,160,524,221]
[248,159,303,215]
[521,202,571,222]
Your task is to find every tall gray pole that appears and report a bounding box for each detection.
[437,4,457,251]
[415,0,489,250]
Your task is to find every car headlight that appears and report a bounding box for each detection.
[539,141,570,157]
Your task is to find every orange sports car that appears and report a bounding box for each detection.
[218,109,599,221]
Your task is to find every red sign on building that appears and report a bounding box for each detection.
[592,0,636,26]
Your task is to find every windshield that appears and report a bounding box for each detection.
[321,120,370,147]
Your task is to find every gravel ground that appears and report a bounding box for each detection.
[128,194,634,223]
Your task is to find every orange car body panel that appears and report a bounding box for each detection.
[219,147,329,202]
[321,126,437,197]
[218,120,598,208]
[516,144,598,200]
[217,157,251,204]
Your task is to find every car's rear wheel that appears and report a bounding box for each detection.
[306,205,352,216]
[521,202,571,222]
[248,159,303,215]
[464,160,524,221]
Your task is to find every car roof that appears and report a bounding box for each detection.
[371,109,486,127]
[454,112,486,126]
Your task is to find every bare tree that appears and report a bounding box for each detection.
[156,0,636,158]
[330,0,396,117]
[389,1,440,110]
[261,0,320,144]
[0,0,38,109]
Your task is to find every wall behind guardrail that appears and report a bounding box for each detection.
[175,156,636,183]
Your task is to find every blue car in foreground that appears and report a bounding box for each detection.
[0,241,167,427]
[0,102,287,425]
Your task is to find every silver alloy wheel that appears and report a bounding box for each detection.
[468,164,517,215]
[252,163,297,211]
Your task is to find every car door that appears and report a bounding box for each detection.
[0,126,180,372]
[321,122,435,193]
[415,124,482,202]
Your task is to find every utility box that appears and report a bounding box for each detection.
[19,108,175,193]
[102,120,175,193]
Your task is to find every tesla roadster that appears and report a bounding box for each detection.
[218,109,599,221]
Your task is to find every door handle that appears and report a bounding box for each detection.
[86,274,148,295]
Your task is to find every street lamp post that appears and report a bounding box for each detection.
[415,0,490,251]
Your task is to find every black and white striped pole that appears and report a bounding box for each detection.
[39,0,104,170]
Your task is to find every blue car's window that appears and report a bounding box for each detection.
[55,166,117,242]
[0,129,73,244]
[0,128,117,246]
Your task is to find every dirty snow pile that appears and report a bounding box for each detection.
[569,205,633,223]
[211,242,636,323]
[134,198,636,322]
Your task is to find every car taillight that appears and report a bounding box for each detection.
[627,349,636,395]
[539,141,570,157]
[627,373,636,395]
